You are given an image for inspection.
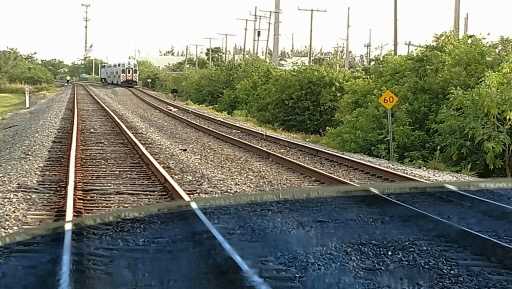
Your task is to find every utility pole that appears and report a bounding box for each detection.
[260,9,274,61]
[250,13,269,57]
[184,45,189,71]
[376,43,388,57]
[332,44,344,71]
[393,0,398,56]
[272,0,281,65]
[345,7,351,69]
[191,44,203,69]
[364,29,372,65]
[237,18,255,60]
[81,3,91,61]
[218,33,236,63]
[203,37,216,67]
[298,7,327,65]
[252,6,258,55]
[454,0,461,37]
[291,33,295,54]
[464,13,469,35]
[404,41,422,55]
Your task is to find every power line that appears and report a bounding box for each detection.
[81,3,91,61]
[298,7,327,65]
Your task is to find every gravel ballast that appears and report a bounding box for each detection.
[144,90,477,183]
[0,87,71,236]
[91,86,319,197]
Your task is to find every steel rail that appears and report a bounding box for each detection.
[128,88,356,186]
[134,87,425,183]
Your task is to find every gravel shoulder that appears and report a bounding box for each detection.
[146,90,477,183]
[0,87,71,236]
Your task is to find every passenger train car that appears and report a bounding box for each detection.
[100,62,138,87]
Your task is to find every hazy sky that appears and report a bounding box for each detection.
[1,0,510,63]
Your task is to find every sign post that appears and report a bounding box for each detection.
[25,86,30,109]
[379,90,399,161]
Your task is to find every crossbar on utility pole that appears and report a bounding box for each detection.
[217,33,236,63]
[237,18,255,60]
[203,37,217,67]
[298,7,327,65]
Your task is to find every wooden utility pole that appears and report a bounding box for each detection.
[454,0,461,37]
[81,3,91,61]
[364,29,372,65]
[238,18,255,60]
[344,7,351,69]
[250,10,269,57]
[291,33,295,54]
[191,44,203,69]
[272,0,281,65]
[260,9,274,61]
[298,7,327,65]
[184,45,189,71]
[218,33,236,63]
[405,41,422,55]
[203,37,216,67]
[464,13,469,35]
[252,6,258,55]
[393,0,398,55]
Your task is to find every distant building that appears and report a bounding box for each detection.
[139,56,185,68]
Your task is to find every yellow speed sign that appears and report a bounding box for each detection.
[379,90,399,110]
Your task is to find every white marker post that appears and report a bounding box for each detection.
[25,86,30,109]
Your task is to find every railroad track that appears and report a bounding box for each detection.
[23,85,185,227]
[130,87,425,185]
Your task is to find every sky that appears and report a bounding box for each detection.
[1,0,511,63]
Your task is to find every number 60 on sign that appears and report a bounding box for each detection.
[379,90,399,110]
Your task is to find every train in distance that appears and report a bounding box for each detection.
[100,61,139,87]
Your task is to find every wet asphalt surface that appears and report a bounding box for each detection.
[0,189,511,289]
